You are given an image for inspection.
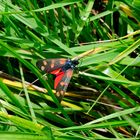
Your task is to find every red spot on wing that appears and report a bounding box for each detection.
[54,71,65,89]
[50,68,61,75]
[59,59,67,64]
[66,69,73,78]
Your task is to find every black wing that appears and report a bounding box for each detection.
[36,58,67,73]
[54,69,73,101]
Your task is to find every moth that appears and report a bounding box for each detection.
[36,49,94,102]
[36,58,79,101]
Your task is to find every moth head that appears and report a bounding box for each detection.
[72,59,79,66]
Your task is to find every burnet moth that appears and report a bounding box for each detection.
[36,49,94,101]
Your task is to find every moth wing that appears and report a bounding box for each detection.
[54,69,73,101]
[36,58,67,73]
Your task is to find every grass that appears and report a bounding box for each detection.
[0,0,140,139]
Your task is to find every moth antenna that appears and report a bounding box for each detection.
[72,48,95,60]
